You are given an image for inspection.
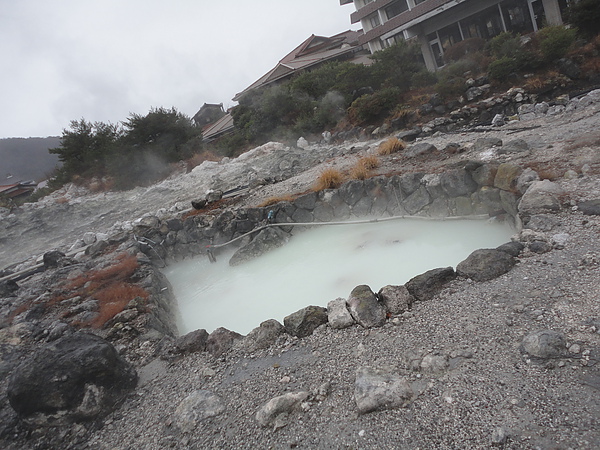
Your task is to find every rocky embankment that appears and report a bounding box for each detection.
[0,88,600,449]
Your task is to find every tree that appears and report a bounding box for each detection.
[50,119,121,182]
[121,107,201,162]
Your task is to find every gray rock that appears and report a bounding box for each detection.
[521,330,567,358]
[327,298,355,329]
[229,227,290,266]
[496,241,524,257]
[402,186,431,215]
[238,319,285,352]
[474,137,502,152]
[284,305,328,338]
[578,199,600,215]
[519,180,565,216]
[347,285,386,328]
[498,139,529,154]
[354,367,413,414]
[206,327,243,356]
[256,391,309,427]
[0,279,19,297]
[405,142,437,158]
[440,169,478,197]
[491,427,509,446]
[174,390,225,433]
[406,267,456,301]
[525,214,561,231]
[420,354,449,373]
[529,240,552,254]
[205,190,223,203]
[339,180,365,207]
[7,333,137,423]
[43,250,68,269]
[456,249,515,282]
[516,168,540,194]
[174,329,209,354]
[377,285,413,315]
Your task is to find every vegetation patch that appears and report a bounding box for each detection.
[314,168,345,191]
[377,137,406,156]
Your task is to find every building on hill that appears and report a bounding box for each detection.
[193,103,226,127]
[339,0,574,70]
[0,180,38,200]
[232,30,369,102]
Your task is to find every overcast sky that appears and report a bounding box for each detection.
[0,0,359,138]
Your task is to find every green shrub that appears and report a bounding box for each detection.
[566,0,600,38]
[488,56,519,80]
[486,32,523,59]
[443,37,486,63]
[411,70,438,88]
[347,87,403,126]
[537,25,577,62]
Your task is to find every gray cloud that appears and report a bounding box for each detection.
[0,0,357,138]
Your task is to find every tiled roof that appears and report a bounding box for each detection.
[357,0,457,45]
[202,113,235,142]
[233,30,364,101]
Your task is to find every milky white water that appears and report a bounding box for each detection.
[164,219,514,335]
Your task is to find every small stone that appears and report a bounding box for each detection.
[491,427,509,446]
[568,344,581,354]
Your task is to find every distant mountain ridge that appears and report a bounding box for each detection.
[0,137,61,184]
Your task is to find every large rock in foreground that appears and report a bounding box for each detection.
[347,285,386,328]
[355,367,413,414]
[456,249,516,282]
[405,267,456,301]
[7,333,137,423]
[284,305,328,338]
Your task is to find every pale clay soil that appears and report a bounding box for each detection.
[2,101,600,449]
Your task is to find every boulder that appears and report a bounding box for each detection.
[405,142,437,158]
[237,319,285,352]
[256,391,309,427]
[206,328,243,356]
[474,137,502,152]
[354,367,413,415]
[229,227,290,266]
[43,250,68,269]
[521,330,567,359]
[347,285,386,328]
[327,298,355,329]
[284,306,328,338]
[377,285,413,315]
[518,180,565,216]
[174,390,225,433]
[174,329,209,354]
[0,279,19,297]
[456,249,515,282]
[577,199,600,215]
[7,333,137,423]
[440,169,478,197]
[494,164,523,193]
[405,267,456,301]
[496,241,524,257]
[498,139,529,154]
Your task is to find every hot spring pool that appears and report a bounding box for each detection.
[163,218,514,335]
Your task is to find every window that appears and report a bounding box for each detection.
[502,0,534,34]
[385,0,409,20]
[438,23,463,52]
[368,13,381,29]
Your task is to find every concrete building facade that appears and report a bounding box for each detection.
[340,0,575,70]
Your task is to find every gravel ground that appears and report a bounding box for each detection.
[1,99,600,449]
[78,210,600,450]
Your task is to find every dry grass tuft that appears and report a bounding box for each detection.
[350,155,380,180]
[89,283,149,329]
[359,155,380,170]
[377,137,406,156]
[314,168,345,191]
[350,164,369,180]
[257,195,297,207]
